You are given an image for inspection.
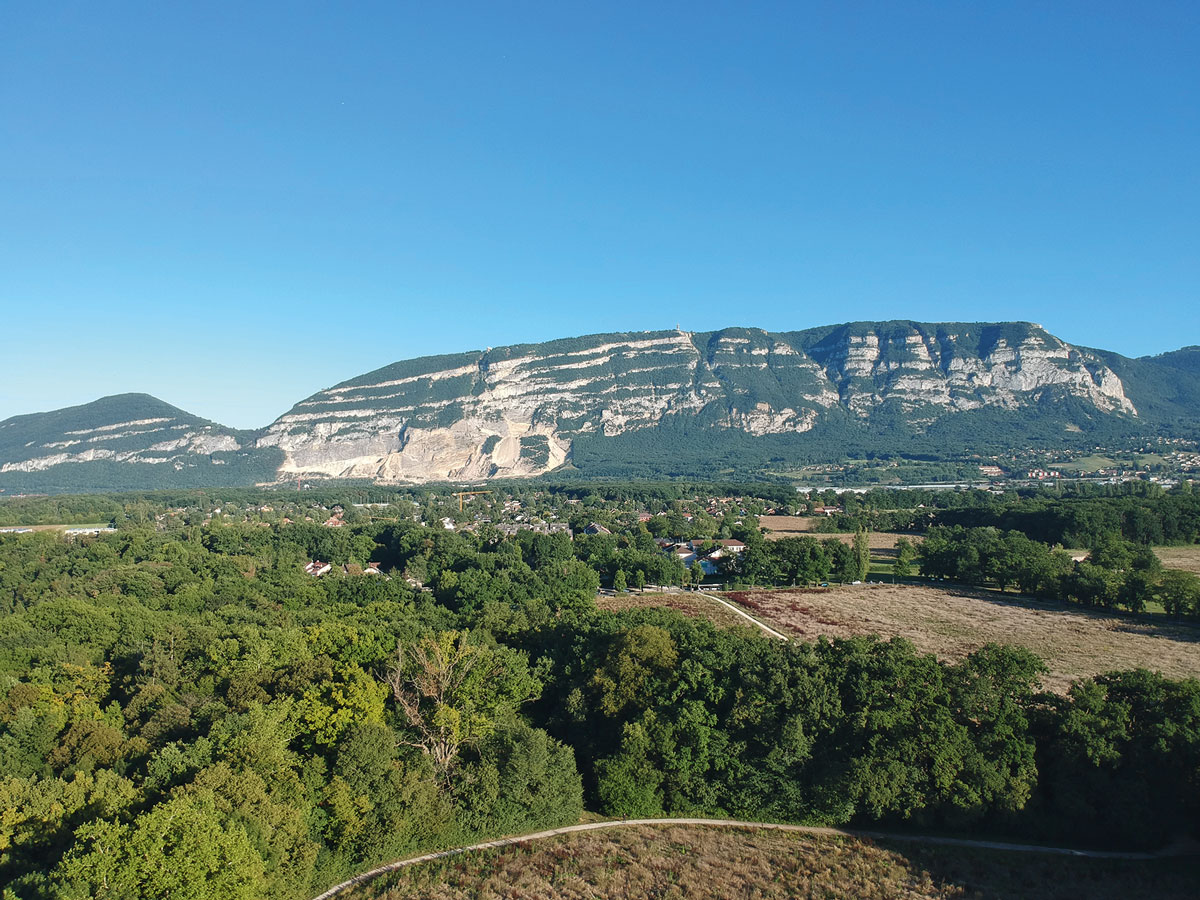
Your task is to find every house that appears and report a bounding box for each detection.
[304,561,332,577]
[364,562,382,575]
[978,465,1004,478]
[674,545,699,566]
[584,523,612,535]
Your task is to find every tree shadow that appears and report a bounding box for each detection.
[871,837,1200,900]
[943,583,1200,646]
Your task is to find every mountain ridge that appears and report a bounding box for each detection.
[3,321,1198,492]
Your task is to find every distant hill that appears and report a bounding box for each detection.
[0,393,281,493]
[3,322,1199,492]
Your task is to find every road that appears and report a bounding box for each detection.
[310,816,1185,900]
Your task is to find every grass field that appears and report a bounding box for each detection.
[1155,545,1200,575]
[759,514,821,536]
[723,585,1200,693]
[346,824,1199,900]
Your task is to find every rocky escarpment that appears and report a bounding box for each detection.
[258,322,1138,482]
[800,322,1136,421]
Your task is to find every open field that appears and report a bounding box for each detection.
[759,516,921,554]
[725,585,1200,693]
[1155,545,1200,575]
[759,514,820,536]
[345,824,1199,900]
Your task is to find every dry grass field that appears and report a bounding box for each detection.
[1155,545,1200,575]
[758,514,820,536]
[725,585,1200,693]
[347,825,1198,900]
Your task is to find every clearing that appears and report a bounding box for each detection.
[343,823,1198,900]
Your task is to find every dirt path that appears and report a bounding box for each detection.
[311,817,1186,900]
[703,592,790,640]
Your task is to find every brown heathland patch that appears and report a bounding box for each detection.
[724,585,1200,693]
[1155,546,1200,575]
[347,825,1198,900]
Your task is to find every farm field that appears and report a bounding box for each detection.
[759,515,921,557]
[758,514,820,536]
[345,824,1199,900]
[723,585,1200,693]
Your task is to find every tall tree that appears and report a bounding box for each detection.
[853,529,871,582]
[386,631,540,783]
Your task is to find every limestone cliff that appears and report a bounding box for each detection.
[257,322,1138,483]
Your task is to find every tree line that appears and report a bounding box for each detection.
[917,525,1200,617]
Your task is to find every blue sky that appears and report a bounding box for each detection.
[2,1,1196,429]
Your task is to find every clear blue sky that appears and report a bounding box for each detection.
[2,1,1196,429]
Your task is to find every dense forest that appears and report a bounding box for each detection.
[1,487,1198,899]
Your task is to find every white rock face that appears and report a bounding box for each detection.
[256,324,1138,484]
[808,326,1136,416]
[2,423,241,473]
[720,405,818,435]
[259,333,725,481]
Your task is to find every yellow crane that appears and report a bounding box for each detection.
[453,490,492,511]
